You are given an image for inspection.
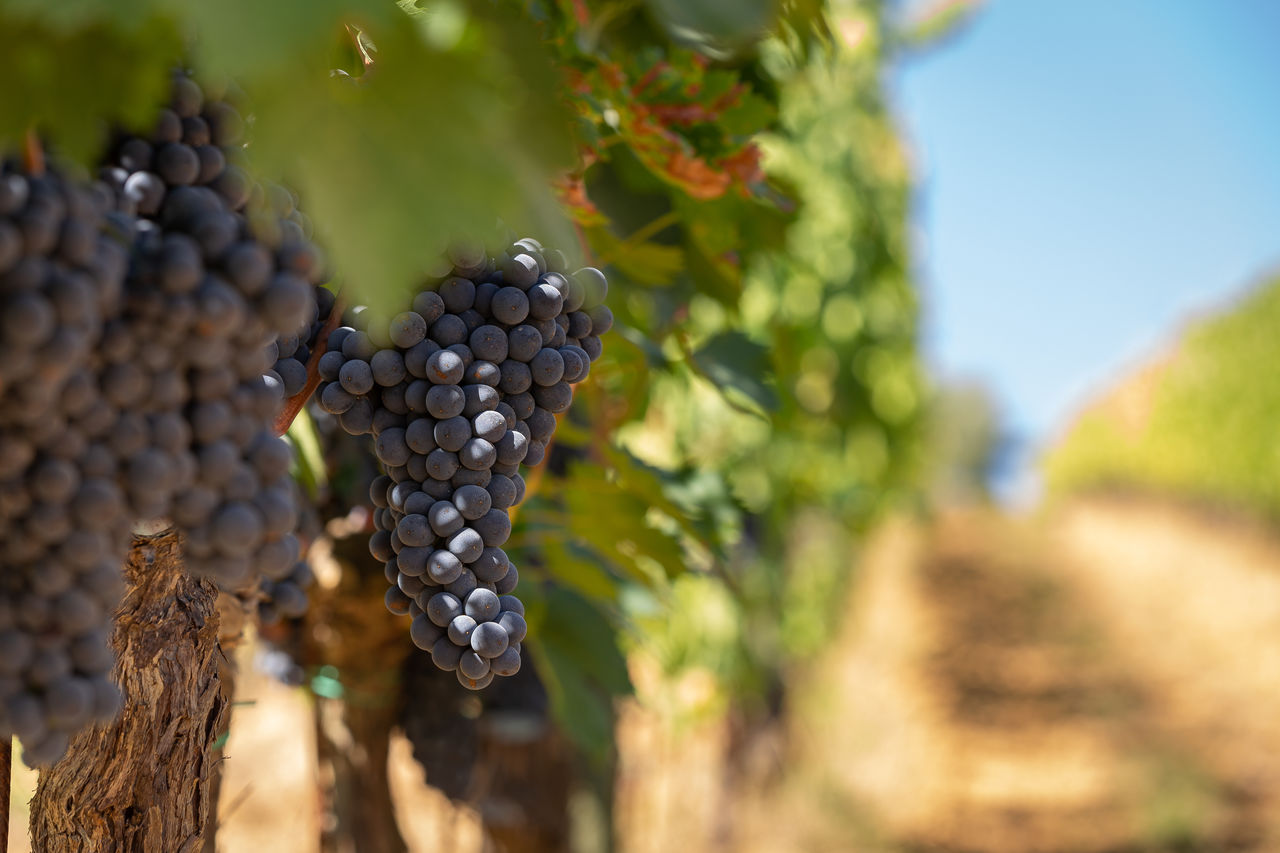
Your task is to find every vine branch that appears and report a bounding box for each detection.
[22,129,44,177]
[273,295,345,436]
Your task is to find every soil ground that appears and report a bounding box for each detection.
[8,496,1280,851]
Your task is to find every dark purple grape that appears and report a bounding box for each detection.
[472,546,509,583]
[489,646,521,677]
[501,254,539,289]
[464,588,500,623]
[410,614,444,651]
[471,622,509,658]
[498,360,532,395]
[425,385,465,419]
[452,484,491,520]
[497,610,527,643]
[431,637,463,671]
[448,614,478,646]
[389,311,427,348]
[428,501,465,537]
[472,410,506,444]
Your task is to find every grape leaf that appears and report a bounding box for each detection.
[245,13,576,312]
[690,330,778,412]
[528,585,631,763]
[164,0,395,79]
[0,10,180,163]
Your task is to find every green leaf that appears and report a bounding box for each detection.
[246,13,576,312]
[0,9,181,163]
[534,643,616,763]
[527,585,632,764]
[691,330,779,412]
[644,0,776,58]
[286,408,327,499]
[165,0,394,79]
[589,226,685,287]
[558,469,689,583]
[538,537,623,602]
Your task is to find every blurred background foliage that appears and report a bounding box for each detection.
[0,0,964,777]
[1044,273,1280,520]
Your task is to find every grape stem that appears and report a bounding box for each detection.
[273,294,346,436]
[596,209,680,266]
[23,128,44,177]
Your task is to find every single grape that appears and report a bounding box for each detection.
[472,409,506,444]
[425,385,465,419]
[452,484,491,520]
[371,349,407,386]
[498,610,528,643]
[389,311,427,348]
[427,549,464,585]
[471,622,509,658]
[426,592,463,627]
[431,637,463,671]
[428,314,467,346]
[472,546,509,583]
[457,649,490,680]
[495,563,519,595]
[384,586,412,616]
[506,324,542,362]
[489,646,521,677]
[464,587,501,623]
[428,500,465,537]
[448,613,478,646]
[501,254,539,289]
[410,614,445,651]
[433,415,471,453]
[473,508,512,548]
[339,359,374,395]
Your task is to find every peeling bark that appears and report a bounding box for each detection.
[30,530,227,852]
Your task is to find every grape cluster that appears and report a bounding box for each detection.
[314,238,610,689]
[96,70,319,589]
[258,559,314,626]
[0,71,323,765]
[268,284,338,399]
[0,164,133,765]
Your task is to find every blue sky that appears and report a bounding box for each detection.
[891,2,1280,496]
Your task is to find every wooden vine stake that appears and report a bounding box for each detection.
[29,531,227,852]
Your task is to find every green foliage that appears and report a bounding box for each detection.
[244,11,576,312]
[0,3,181,162]
[891,0,984,51]
[923,380,1004,505]
[524,584,632,763]
[0,0,575,312]
[3,0,927,763]
[518,0,924,709]
[1044,274,1280,517]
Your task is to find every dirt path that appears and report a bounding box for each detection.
[14,497,1279,852]
[798,507,1277,852]
[1053,497,1280,849]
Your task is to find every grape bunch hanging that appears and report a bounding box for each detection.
[0,71,326,765]
[315,242,611,689]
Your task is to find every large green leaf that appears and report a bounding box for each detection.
[243,11,576,310]
[0,7,180,162]
[527,585,632,764]
[690,330,779,412]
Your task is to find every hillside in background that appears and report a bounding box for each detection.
[1043,272,1280,518]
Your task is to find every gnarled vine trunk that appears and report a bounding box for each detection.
[30,530,227,852]
[308,534,410,853]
